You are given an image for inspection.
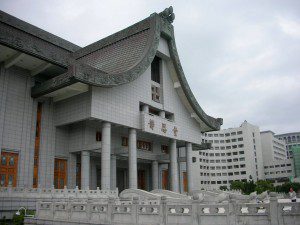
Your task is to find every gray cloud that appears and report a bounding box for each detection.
[1,0,299,134]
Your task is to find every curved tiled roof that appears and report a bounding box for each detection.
[28,7,222,131]
[67,7,222,131]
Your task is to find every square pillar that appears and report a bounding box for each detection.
[152,161,159,190]
[101,122,111,190]
[68,153,77,188]
[81,151,90,190]
[129,128,137,189]
[170,139,179,192]
[186,142,193,193]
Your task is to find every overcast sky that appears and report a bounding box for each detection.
[1,0,299,134]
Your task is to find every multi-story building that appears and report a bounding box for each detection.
[260,131,287,161]
[292,146,300,179]
[276,132,300,158]
[260,131,294,185]
[192,121,265,190]
[0,8,223,193]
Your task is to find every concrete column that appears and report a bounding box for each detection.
[170,139,179,192]
[142,105,149,113]
[152,161,159,190]
[68,153,77,188]
[110,155,117,190]
[81,151,90,190]
[129,128,137,189]
[186,142,193,192]
[101,122,111,190]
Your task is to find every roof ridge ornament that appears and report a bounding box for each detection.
[159,6,175,23]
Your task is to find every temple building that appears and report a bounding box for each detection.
[0,7,222,193]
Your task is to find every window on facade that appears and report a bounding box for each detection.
[237,131,243,135]
[225,133,230,137]
[151,56,161,83]
[122,137,128,146]
[137,140,151,151]
[238,138,243,141]
[151,85,160,103]
[96,131,102,142]
[220,134,224,137]
[192,157,196,163]
[161,145,168,154]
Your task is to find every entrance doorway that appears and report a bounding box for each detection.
[138,170,146,190]
[54,158,67,189]
[117,168,128,192]
[162,169,169,190]
[0,151,19,187]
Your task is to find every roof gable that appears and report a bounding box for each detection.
[30,6,222,131]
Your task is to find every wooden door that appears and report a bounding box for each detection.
[0,151,19,187]
[183,172,188,192]
[162,169,169,190]
[138,170,146,190]
[54,158,67,189]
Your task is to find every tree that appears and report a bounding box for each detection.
[230,181,244,191]
[255,180,274,194]
[276,182,300,193]
[220,185,228,191]
[243,180,256,194]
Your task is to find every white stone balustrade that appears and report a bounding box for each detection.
[24,192,300,225]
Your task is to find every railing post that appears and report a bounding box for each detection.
[161,196,167,225]
[192,195,200,225]
[269,192,279,225]
[107,196,114,224]
[132,196,139,225]
[86,197,92,222]
[227,199,236,225]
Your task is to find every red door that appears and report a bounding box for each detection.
[183,172,188,192]
[138,170,146,190]
[0,151,19,187]
[162,169,169,190]
[54,159,67,189]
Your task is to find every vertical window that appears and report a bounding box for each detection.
[151,85,160,103]
[33,102,42,188]
[161,145,169,154]
[151,56,161,83]
[122,137,128,146]
[96,131,102,142]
